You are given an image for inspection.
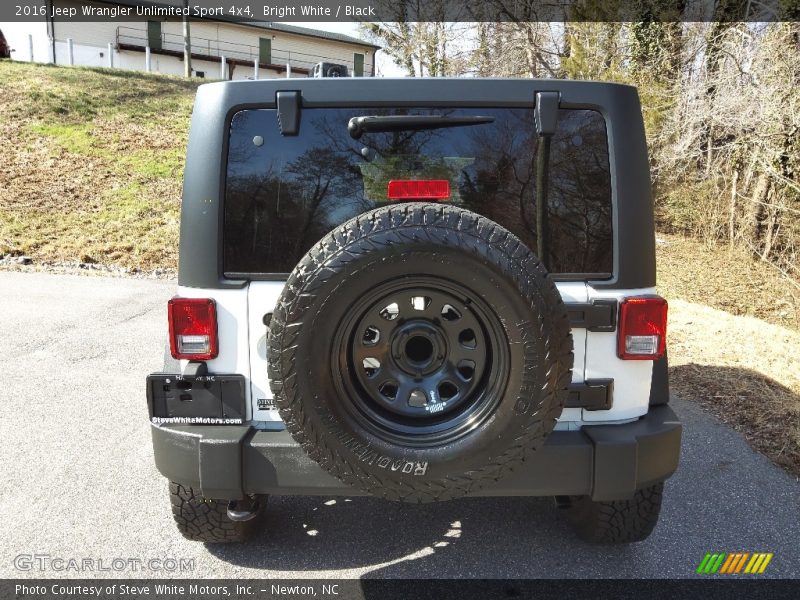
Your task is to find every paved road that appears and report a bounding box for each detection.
[1,271,799,579]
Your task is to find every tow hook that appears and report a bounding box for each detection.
[227,496,261,522]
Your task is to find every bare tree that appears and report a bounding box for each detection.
[653,23,800,272]
[360,1,472,76]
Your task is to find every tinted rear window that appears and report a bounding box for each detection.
[224,107,612,277]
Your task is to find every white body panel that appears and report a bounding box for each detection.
[175,285,252,419]
[247,282,286,423]
[174,282,656,428]
[582,286,657,422]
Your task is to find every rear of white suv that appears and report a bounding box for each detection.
[147,78,681,544]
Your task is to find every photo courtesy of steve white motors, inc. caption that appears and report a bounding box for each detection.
[14,583,246,597]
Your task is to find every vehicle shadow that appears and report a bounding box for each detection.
[669,363,800,476]
[205,387,800,578]
[204,494,586,575]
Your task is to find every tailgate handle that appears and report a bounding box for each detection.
[566,300,618,332]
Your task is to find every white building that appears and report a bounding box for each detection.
[2,0,379,79]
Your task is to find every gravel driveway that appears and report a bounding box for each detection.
[1,271,798,579]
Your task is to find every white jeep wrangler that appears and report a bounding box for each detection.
[147,78,681,544]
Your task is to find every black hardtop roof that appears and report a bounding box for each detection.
[208,76,636,88]
[192,77,640,116]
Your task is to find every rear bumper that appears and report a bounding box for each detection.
[151,405,681,502]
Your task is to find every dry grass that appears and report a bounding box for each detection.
[0,60,200,270]
[658,235,800,478]
[657,233,800,331]
[668,301,800,477]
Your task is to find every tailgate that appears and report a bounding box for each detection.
[247,281,588,425]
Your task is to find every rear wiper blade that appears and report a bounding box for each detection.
[348,115,495,139]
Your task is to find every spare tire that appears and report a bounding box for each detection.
[268,204,572,502]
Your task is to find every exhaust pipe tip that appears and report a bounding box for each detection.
[227,496,262,522]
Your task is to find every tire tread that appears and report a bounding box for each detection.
[169,482,262,543]
[268,204,573,503]
[566,483,664,544]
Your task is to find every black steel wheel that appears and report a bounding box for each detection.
[337,279,509,446]
[268,204,573,502]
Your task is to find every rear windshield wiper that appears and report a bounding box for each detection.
[348,115,495,139]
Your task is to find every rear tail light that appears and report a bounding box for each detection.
[387,179,450,200]
[617,296,667,360]
[168,297,218,360]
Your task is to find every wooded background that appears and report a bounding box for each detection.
[362,11,800,279]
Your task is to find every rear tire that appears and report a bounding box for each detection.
[562,483,664,544]
[169,482,265,543]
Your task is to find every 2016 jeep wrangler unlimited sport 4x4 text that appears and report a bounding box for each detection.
[147,78,681,544]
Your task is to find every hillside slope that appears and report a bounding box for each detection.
[0,60,199,271]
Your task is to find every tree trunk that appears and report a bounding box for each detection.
[729,169,739,246]
[747,173,770,254]
[761,203,778,261]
